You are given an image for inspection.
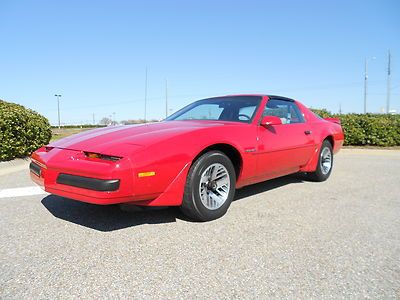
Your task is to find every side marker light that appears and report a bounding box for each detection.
[138,171,156,178]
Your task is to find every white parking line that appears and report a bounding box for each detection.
[0,186,48,199]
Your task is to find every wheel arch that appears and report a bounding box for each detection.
[300,135,334,173]
[324,135,334,148]
[193,143,243,181]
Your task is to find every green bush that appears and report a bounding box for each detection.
[0,99,52,161]
[310,108,332,118]
[311,109,400,146]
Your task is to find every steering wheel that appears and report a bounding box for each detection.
[238,114,251,121]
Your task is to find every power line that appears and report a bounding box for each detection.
[42,79,391,115]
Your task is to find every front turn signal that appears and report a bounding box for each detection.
[84,152,121,161]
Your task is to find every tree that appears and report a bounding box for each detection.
[99,117,112,125]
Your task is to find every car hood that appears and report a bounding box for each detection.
[49,121,236,155]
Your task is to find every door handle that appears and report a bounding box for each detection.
[304,130,312,135]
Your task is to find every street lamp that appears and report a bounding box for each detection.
[363,57,376,114]
[54,94,62,128]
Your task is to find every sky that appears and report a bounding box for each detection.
[0,0,399,125]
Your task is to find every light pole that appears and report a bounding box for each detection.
[165,79,168,118]
[144,67,148,122]
[363,57,375,114]
[386,50,391,113]
[54,94,62,128]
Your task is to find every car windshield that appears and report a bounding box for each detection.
[166,96,262,123]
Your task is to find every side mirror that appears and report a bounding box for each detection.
[260,116,282,127]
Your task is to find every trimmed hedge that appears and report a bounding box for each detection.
[51,125,106,129]
[311,109,400,146]
[0,100,52,161]
[0,99,398,162]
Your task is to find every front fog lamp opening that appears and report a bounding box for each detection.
[84,152,121,162]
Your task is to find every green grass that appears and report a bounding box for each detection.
[51,127,93,142]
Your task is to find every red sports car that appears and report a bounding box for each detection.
[30,95,344,221]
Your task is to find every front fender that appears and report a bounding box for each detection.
[131,162,191,206]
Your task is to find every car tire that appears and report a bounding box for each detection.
[180,151,236,221]
[306,140,333,182]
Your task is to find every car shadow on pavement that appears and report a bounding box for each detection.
[41,195,178,232]
[234,174,304,201]
[41,175,304,231]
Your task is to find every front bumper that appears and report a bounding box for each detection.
[30,146,189,207]
[29,162,41,177]
[29,147,142,205]
[56,173,120,192]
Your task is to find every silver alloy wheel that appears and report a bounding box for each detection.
[320,147,332,175]
[199,163,230,210]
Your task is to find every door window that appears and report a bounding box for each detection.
[263,99,305,124]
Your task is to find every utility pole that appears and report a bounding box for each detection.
[364,58,368,114]
[113,112,116,125]
[339,103,342,114]
[92,113,95,125]
[144,67,148,122]
[165,79,168,118]
[54,94,62,128]
[363,57,375,114]
[386,50,391,113]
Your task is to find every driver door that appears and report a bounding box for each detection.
[255,98,315,180]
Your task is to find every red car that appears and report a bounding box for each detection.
[30,95,344,221]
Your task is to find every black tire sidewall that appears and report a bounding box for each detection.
[188,151,236,221]
[315,140,333,181]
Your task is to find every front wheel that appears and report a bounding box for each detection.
[306,140,333,182]
[180,151,236,221]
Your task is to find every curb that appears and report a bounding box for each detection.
[0,158,30,176]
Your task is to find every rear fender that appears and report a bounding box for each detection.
[300,144,320,172]
[300,134,339,172]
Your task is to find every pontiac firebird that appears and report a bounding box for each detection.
[30,95,344,221]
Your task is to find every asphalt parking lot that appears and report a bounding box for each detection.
[0,149,399,299]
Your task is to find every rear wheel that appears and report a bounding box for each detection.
[180,151,236,221]
[306,140,333,182]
